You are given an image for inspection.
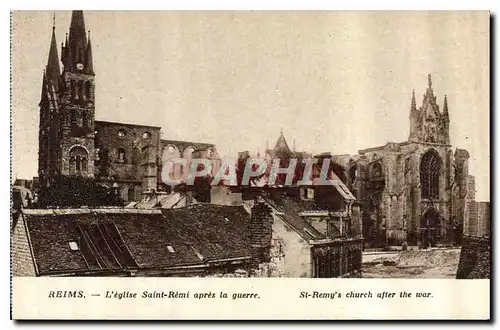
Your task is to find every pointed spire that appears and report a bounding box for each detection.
[62,33,71,69]
[428,73,432,89]
[411,89,416,112]
[67,10,87,71]
[85,31,94,74]
[46,17,61,92]
[274,130,291,155]
[443,94,449,116]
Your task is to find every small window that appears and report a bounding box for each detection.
[69,241,79,251]
[224,217,230,222]
[167,245,175,253]
[118,148,126,164]
[142,131,151,139]
[118,129,126,138]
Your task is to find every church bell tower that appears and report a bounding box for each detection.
[38,11,96,188]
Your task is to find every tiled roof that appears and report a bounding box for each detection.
[22,205,251,276]
[162,204,251,261]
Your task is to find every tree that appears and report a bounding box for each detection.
[37,175,124,208]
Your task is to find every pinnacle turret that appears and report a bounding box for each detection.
[411,89,416,112]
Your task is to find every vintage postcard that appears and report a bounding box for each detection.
[10,10,490,320]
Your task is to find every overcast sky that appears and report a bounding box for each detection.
[11,11,489,200]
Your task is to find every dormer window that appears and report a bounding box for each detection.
[68,241,79,251]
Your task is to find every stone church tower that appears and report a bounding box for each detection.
[346,74,473,248]
[38,11,95,189]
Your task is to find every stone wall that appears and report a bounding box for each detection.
[94,121,161,182]
[456,236,490,279]
[254,213,312,277]
[456,201,490,279]
[465,201,490,237]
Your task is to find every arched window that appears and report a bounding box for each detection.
[128,186,135,201]
[370,162,383,178]
[78,81,85,101]
[69,156,76,175]
[76,110,83,128]
[99,148,109,164]
[85,81,92,100]
[82,111,88,132]
[420,150,441,199]
[71,110,77,126]
[143,131,151,139]
[70,82,76,100]
[117,148,126,164]
[69,146,89,176]
[162,145,181,182]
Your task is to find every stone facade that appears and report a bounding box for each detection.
[37,11,218,202]
[94,121,161,200]
[338,75,474,248]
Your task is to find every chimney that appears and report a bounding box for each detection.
[249,198,273,264]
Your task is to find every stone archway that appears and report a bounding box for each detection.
[420,208,441,248]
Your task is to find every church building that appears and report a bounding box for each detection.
[342,75,475,248]
[37,11,218,201]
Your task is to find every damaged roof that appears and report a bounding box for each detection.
[21,205,251,276]
[263,193,326,241]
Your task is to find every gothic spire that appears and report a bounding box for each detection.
[85,31,94,74]
[46,17,61,92]
[428,73,432,89]
[411,89,416,112]
[67,10,87,71]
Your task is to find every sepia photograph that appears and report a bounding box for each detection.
[10,9,491,319]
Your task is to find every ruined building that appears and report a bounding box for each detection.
[38,11,217,202]
[338,75,476,248]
